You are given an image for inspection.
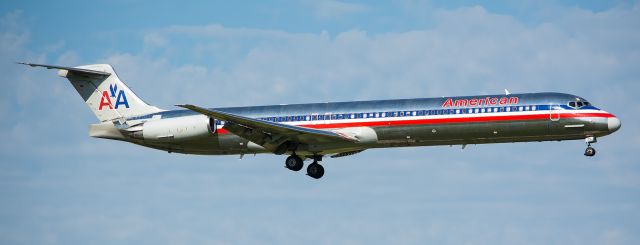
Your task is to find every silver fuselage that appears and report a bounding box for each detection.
[104,92,619,156]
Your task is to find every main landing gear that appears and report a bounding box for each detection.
[284,154,325,179]
[307,161,324,179]
[584,136,597,157]
[285,155,304,171]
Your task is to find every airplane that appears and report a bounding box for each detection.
[20,63,621,179]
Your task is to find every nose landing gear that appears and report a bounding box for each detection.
[584,136,597,157]
[584,147,596,157]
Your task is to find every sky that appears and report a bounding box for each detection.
[1,0,639,244]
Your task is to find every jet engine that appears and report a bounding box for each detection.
[136,115,216,141]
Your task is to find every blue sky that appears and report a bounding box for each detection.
[1,0,639,244]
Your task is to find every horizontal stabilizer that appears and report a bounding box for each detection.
[18,62,111,77]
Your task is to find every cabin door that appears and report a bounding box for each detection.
[548,104,562,134]
[549,104,561,121]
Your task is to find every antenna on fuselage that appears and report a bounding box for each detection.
[504,89,511,95]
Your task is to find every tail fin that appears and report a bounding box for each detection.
[20,63,162,122]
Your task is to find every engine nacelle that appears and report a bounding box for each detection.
[142,115,216,141]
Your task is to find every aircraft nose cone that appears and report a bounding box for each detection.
[608,117,621,133]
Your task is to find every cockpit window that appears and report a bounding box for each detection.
[568,100,591,109]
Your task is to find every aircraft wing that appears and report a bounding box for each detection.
[176,104,358,153]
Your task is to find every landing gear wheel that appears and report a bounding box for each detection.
[584,147,596,157]
[307,162,325,179]
[285,155,304,171]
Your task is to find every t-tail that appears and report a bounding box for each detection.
[19,63,162,122]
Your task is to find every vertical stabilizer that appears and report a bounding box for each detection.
[21,63,162,122]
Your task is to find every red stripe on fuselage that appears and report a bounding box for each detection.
[214,112,614,135]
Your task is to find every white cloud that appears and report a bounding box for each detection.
[102,4,638,109]
[0,10,29,53]
[142,32,167,48]
[307,0,368,20]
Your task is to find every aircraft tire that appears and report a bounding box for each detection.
[285,155,304,171]
[584,147,596,157]
[307,162,324,179]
